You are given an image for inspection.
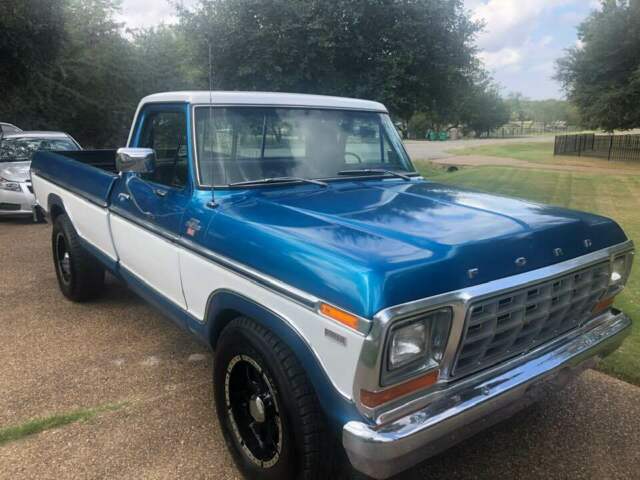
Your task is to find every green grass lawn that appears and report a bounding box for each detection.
[415,163,640,386]
[450,142,556,164]
[448,140,640,173]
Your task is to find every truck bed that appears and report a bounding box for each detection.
[31,150,119,207]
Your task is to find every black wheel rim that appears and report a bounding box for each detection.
[55,233,72,284]
[225,354,283,468]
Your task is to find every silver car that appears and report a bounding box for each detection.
[0,131,81,220]
[0,122,22,136]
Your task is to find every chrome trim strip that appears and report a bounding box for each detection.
[179,235,319,310]
[343,309,631,479]
[108,208,372,333]
[352,240,634,422]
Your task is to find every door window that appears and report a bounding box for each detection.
[139,110,188,188]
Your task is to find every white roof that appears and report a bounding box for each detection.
[139,91,388,112]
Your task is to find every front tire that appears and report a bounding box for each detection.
[214,317,334,480]
[52,213,105,301]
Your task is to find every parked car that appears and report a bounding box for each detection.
[0,131,81,220]
[31,92,634,480]
[0,122,22,136]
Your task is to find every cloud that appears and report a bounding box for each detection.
[465,0,595,98]
[116,0,198,29]
[468,0,573,52]
[478,48,522,70]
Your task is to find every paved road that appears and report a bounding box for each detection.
[1,219,639,479]
[404,136,553,161]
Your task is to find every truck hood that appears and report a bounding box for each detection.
[0,162,30,182]
[207,179,627,318]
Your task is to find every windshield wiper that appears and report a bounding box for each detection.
[337,169,413,181]
[228,176,328,187]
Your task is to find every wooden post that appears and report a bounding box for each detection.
[578,135,582,156]
[608,135,614,161]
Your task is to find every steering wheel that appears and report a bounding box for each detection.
[345,152,362,164]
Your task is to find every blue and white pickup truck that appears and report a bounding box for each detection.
[31,92,634,479]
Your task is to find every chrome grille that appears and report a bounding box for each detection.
[453,261,610,377]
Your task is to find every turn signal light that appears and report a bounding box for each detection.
[319,303,360,330]
[593,296,615,316]
[360,370,439,408]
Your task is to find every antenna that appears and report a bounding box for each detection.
[206,37,217,208]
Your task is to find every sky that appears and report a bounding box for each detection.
[117,0,602,100]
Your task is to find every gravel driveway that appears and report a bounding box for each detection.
[1,219,639,479]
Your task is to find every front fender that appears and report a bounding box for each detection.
[201,289,366,431]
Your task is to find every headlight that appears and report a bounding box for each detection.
[610,252,633,286]
[389,321,427,369]
[383,308,452,385]
[0,176,22,192]
[596,251,635,314]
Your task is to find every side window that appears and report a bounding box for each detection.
[138,110,188,188]
[343,119,403,167]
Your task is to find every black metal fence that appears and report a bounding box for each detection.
[554,133,640,161]
[484,125,579,139]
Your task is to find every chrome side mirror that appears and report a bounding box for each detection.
[116,148,156,174]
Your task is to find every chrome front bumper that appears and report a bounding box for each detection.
[343,310,631,479]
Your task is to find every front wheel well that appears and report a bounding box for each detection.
[208,308,244,350]
[203,290,361,431]
[48,195,66,222]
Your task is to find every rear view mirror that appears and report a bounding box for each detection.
[358,126,377,139]
[116,148,156,174]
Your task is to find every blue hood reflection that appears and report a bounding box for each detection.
[203,179,627,318]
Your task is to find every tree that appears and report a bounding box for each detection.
[408,112,431,139]
[0,0,139,147]
[462,83,511,137]
[43,0,138,147]
[504,94,582,125]
[130,25,202,97]
[555,0,640,131]
[177,0,482,123]
[0,0,66,124]
[0,0,66,93]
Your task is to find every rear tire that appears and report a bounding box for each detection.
[213,317,334,480]
[52,213,105,301]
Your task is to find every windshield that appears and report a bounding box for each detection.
[0,136,79,162]
[194,107,413,186]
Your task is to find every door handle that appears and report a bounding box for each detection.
[154,188,168,197]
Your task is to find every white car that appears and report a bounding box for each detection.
[0,122,22,136]
[0,131,81,220]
